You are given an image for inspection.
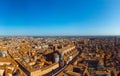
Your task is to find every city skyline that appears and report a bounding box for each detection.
[0,0,120,36]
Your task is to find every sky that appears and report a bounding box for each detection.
[0,0,120,36]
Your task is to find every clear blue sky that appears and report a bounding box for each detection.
[0,0,120,36]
